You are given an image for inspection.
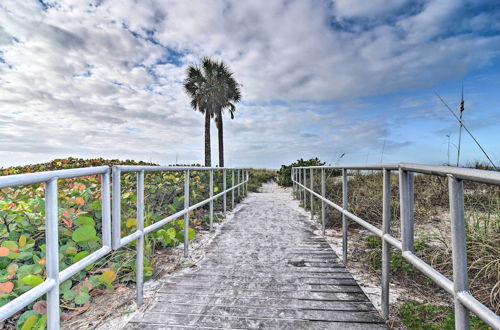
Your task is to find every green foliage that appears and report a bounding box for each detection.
[277,158,325,187]
[362,235,430,273]
[0,158,206,325]
[398,300,490,329]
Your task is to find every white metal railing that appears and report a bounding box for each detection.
[0,165,249,329]
[111,166,249,305]
[292,163,500,330]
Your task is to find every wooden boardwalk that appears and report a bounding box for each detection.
[125,183,387,329]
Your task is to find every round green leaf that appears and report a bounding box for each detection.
[21,275,44,287]
[72,225,97,242]
[73,251,90,263]
[76,216,95,227]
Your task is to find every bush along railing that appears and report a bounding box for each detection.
[291,164,500,330]
[0,166,249,329]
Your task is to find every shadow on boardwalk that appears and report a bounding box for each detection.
[125,182,387,329]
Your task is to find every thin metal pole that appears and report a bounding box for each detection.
[310,168,314,219]
[102,169,111,248]
[342,169,348,265]
[381,169,391,319]
[296,168,300,200]
[223,169,227,218]
[136,170,144,306]
[321,168,325,235]
[295,168,299,200]
[244,170,248,196]
[46,178,60,329]
[399,169,414,252]
[111,167,121,250]
[237,170,240,197]
[231,170,235,209]
[303,168,307,207]
[292,168,295,196]
[449,175,470,329]
[183,169,190,258]
[209,170,214,231]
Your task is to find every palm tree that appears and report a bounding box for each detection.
[183,57,241,167]
[213,61,241,167]
[183,58,217,166]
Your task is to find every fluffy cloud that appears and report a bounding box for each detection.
[0,0,499,167]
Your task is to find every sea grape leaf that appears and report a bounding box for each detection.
[21,275,44,287]
[72,225,97,242]
[76,216,95,227]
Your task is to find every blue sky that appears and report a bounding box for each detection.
[0,0,499,168]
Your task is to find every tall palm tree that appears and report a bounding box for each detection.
[212,61,241,167]
[183,58,217,166]
[183,57,241,167]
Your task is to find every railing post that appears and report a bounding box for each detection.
[295,168,299,199]
[303,168,307,207]
[292,168,295,196]
[209,169,214,231]
[223,169,227,218]
[399,169,414,252]
[448,175,470,329]
[295,168,299,200]
[342,168,348,265]
[310,168,314,219]
[46,178,60,330]
[382,169,391,319]
[245,170,248,196]
[136,170,144,306]
[237,169,240,197]
[102,169,111,249]
[112,167,121,250]
[295,168,298,200]
[321,168,326,235]
[183,169,190,258]
[231,170,235,209]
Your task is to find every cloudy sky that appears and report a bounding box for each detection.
[1,0,499,168]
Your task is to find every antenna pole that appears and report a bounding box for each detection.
[457,85,464,167]
[435,92,498,170]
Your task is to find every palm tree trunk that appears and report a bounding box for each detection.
[204,110,211,166]
[217,110,224,167]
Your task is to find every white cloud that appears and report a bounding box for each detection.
[0,0,499,168]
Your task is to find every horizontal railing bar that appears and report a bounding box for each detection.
[0,279,56,322]
[0,166,109,188]
[120,231,143,247]
[295,164,399,170]
[399,163,500,185]
[114,165,250,172]
[293,163,500,186]
[457,291,500,328]
[59,247,112,283]
[402,251,454,294]
[383,234,403,251]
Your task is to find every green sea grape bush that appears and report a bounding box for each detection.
[277,158,326,187]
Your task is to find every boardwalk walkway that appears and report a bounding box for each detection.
[125,183,387,329]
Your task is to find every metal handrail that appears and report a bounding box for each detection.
[0,166,111,329]
[0,166,249,329]
[291,163,500,330]
[111,166,249,306]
